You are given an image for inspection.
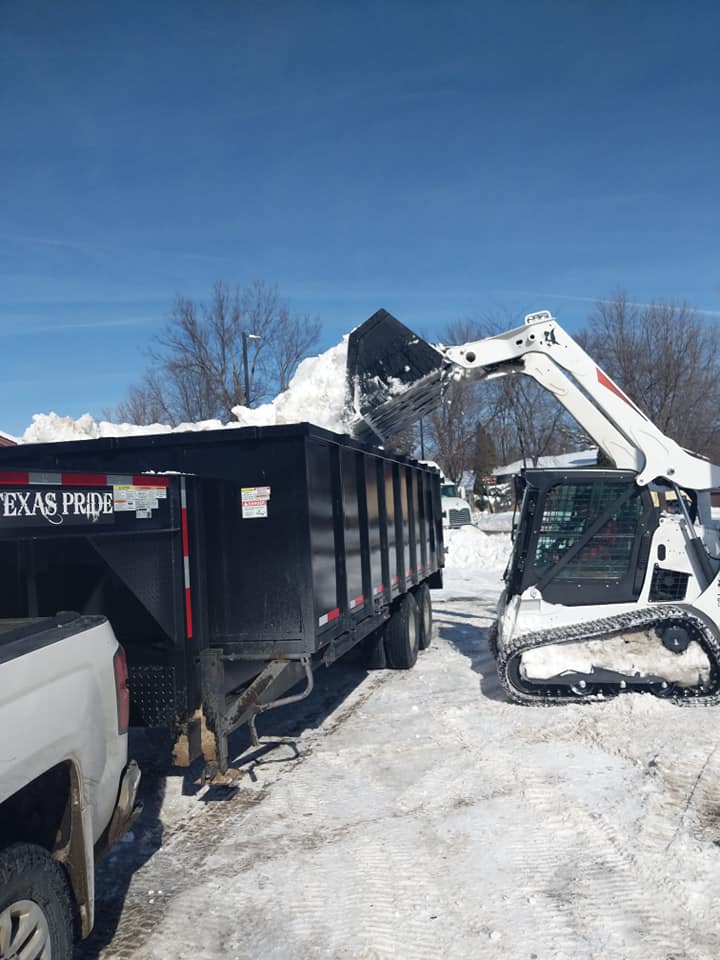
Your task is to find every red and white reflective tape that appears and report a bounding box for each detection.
[0,471,170,488]
[374,584,385,595]
[349,594,364,610]
[318,607,340,627]
[180,477,193,639]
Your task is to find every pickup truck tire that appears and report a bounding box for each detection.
[414,583,433,650]
[385,593,420,669]
[0,843,73,960]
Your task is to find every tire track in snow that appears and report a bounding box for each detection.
[79,668,396,959]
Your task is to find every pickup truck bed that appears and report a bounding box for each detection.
[0,613,103,662]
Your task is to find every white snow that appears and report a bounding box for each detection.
[522,632,711,684]
[475,509,515,532]
[443,524,510,569]
[94,528,720,959]
[21,338,352,443]
[493,447,598,477]
[230,337,350,433]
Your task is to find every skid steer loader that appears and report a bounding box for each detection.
[346,309,720,705]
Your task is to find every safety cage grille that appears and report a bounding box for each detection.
[533,481,642,581]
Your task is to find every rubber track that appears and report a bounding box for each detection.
[495,604,720,706]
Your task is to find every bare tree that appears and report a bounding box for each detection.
[423,312,577,480]
[424,317,489,483]
[487,375,568,467]
[115,282,321,425]
[579,292,720,461]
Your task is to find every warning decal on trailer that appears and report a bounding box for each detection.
[241,485,271,519]
[113,485,164,518]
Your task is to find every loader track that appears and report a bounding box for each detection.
[495,604,720,706]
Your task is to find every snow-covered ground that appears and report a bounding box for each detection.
[81,528,720,960]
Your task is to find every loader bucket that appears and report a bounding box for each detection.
[346,309,448,442]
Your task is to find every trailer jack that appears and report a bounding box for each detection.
[246,657,314,747]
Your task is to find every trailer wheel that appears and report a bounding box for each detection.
[0,843,73,960]
[385,593,420,669]
[414,583,433,650]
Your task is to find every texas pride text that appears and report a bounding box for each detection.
[0,488,115,525]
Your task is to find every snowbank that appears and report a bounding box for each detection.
[475,510,514,533]
[444,525,511,570]
[21,338,352,444]
[436,526,512,600]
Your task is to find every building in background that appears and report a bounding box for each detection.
[0,431,18,447]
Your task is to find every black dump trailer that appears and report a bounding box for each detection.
[0,423,443,771]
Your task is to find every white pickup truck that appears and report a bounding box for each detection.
[0,613,140,958]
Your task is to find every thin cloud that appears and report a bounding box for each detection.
[0,231,227,264]
[502,290,720,318]
[0,316,151,336]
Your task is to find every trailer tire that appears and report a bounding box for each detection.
[385,593,420,669]
[0,843,73,960]
[414,583,433,650]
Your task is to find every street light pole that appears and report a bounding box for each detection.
[242,331,262,407]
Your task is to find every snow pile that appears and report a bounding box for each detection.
[522,633,711,685]
[22,412,227,444]
[444,525,511,570]
[21,338,352,443]
[475,510,514,532]
[231,337,349,433]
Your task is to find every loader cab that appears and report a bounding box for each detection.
[506,469,659,606]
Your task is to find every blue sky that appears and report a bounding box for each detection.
[2,1,719,434]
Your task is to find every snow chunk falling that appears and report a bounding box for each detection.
[21,338,352,443]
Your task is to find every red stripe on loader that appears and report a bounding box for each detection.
[596,369,637,409]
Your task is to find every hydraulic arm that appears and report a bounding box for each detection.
[347,308,720,492]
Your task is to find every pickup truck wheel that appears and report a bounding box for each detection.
[0,844,73,960]
[414,583,433,650]
[385,593,420,669]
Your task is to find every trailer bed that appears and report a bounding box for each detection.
[0,423,444,770]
